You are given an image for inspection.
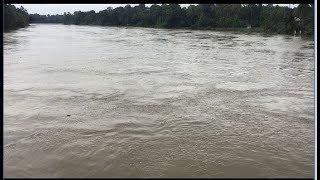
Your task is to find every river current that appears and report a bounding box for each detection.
[3,24,315,178]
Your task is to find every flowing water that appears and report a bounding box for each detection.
[3,24,315,178]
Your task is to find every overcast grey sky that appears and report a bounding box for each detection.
[13,4,297,15]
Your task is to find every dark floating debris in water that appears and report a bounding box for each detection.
[67,115,71,117]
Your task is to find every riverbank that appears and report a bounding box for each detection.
[7,22,313,39]
[62,22,313,38]
[4,24,30,33]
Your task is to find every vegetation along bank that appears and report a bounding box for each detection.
[5,4,314,36]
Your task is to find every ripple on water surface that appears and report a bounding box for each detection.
[3,24,314,178]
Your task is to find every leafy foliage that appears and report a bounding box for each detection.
[29,14,64,23]
[4,4,314,36]
[58,4,313,35]
[4,4,29,31]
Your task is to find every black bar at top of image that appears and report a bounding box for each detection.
[3,0,314,4]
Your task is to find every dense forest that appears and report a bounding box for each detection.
[29,14,64,24]
[5,4,314,36]
[4,4,29,32]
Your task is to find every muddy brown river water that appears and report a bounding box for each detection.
[3,24,315,178]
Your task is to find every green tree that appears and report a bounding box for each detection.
[4,4,29,31]
[15,4,313,37]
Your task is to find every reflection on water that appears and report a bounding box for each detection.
[4,24,314,178]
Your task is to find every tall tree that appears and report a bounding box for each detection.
[4,4,29,31]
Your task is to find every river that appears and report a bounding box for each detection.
[3,24,315,178]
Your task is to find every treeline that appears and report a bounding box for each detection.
[29,14,64,23]
[30,4,314,36]
[5,4,314,36]
[4,4,29,32]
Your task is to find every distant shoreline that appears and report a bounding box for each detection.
[16,23,313,39]
[5,4,314,38]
